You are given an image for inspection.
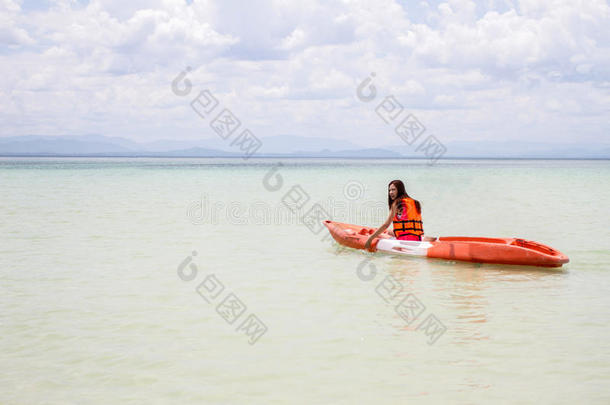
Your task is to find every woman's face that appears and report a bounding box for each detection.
[388,184,398,200]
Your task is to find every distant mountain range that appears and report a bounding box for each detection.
[0,134,608,158]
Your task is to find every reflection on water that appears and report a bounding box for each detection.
[379,255,571,344]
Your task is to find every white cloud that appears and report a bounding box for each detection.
[408,1,610,77]
[278,27,307,51]
[0,0,34,46]
[0,0,609,145]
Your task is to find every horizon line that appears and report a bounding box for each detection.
[1,154,609,160]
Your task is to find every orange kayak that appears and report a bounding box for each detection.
[323,220,569,268]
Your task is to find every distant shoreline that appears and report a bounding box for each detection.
[1,154,609,160]
[3,135,608,159]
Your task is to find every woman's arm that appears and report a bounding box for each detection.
[364,202,397,251]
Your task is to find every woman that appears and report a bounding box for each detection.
[364,180,424,251]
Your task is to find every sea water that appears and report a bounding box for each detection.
[1,157,609,404]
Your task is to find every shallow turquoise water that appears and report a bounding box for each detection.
[1,157,609,404]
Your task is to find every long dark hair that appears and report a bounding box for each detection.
[388,179,421,214]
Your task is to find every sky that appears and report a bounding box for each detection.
[1,0,609,148]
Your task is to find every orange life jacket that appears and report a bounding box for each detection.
[393,197,424,239]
